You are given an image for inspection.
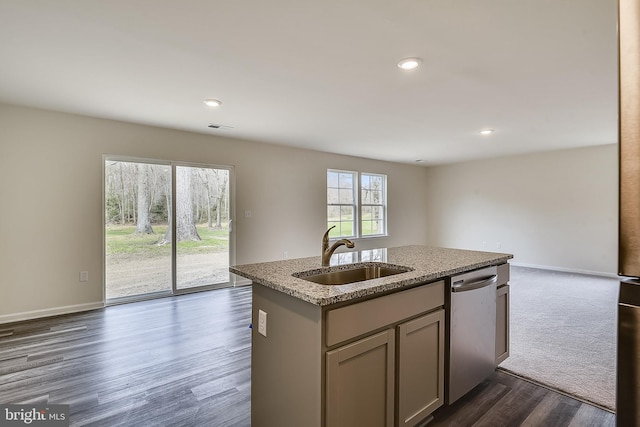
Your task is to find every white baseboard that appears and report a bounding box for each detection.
[0,302,104,325]
[510,261,618,279]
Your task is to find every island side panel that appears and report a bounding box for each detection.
[252,284,323,427]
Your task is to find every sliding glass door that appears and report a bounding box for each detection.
[104,158,233,303]
[105,160,172,300]
[175,165,231,291]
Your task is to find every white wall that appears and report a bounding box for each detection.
[0,102,618,322]
[0,103,429,322]
[424,144,618,275]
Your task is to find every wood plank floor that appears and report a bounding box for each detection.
[0,288,252,426]
[0,287,616,426]
[430,371,615,427]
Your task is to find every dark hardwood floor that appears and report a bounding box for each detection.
[430,371,615,427]
[0,288,252,426]
[0,287,616,426]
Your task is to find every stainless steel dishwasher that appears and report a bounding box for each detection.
[447,266,497,404]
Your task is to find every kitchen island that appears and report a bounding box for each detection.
[231,245,513,427]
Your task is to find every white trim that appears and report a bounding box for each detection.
[510,261,618,279]
[0,302,104,325]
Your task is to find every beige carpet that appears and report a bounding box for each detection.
[498,266,617,411]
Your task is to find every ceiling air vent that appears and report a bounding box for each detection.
[208,123,234,130]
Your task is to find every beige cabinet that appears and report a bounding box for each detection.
[251,279,447,427]
[495,284,510,364]
[325,308,446,427]
[495,263,510,365]
[324,282,445,427]
[397,309,445,427]
[326,329,395,427]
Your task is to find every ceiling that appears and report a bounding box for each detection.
[0,0,619,165]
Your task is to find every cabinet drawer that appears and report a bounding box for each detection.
[326,281,444,347]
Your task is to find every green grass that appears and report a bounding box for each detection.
[328,214,383,238]
[106,224,229,257]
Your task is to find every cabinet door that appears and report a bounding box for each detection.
[397,309,445,427]
[326,329,395,427]
[496,284,510,364]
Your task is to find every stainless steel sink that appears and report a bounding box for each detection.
[295,264,411,285]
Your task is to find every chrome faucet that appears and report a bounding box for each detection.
[322,226,355,267]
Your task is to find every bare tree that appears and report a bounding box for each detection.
[122,162,138,224]
[194,168,229,229]
[109,162,137,225]
[146,164,168,222]
[135,163,154,234]
[117,163,126,225]
[214,170,228,229]
[196,169,214,229]
[159,167,201,244]
[105,163,123,225]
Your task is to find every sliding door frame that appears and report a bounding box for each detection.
[102,155,236,305]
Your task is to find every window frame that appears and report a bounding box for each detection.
[327,169,358,239]
[327,169,388,240]
[360,172,387,238]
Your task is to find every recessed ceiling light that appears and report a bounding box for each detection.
[479,129,495,135]
[203,99,222,107]
[397,57,423,70]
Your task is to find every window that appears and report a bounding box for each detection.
[327,170,357,238]
[327,169,387,239]
[361,173,386,236]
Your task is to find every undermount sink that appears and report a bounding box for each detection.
[294,263,412,286]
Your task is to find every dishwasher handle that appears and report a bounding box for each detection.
[451,275,497,292]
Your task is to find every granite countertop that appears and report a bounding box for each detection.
[230,245,513,306]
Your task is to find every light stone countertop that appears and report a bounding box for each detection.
[230,245,513,306]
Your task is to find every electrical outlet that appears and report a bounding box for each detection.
[244,210,252,218]
[283,250,288,259]
[496,242,502,249]
[79,271,89,282]
[258,310,267,337]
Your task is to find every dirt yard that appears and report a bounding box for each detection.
[106,252,230,299]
